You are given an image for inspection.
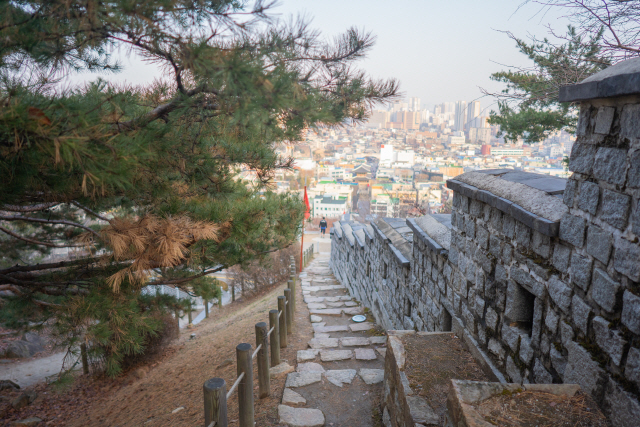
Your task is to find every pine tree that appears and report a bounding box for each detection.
[0,0,398,375]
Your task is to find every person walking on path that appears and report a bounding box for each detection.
[319,217,327,238]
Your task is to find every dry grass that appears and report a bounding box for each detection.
[476,389,610,427]
[402,333,489,424]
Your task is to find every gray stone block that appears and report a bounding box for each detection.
[470,199,483,217]
[505,277,537,323]
[592,315,626,366]
[502,323,523,352]
[613,237,640,281]
[489,235,502,258]
[569,143,597,174]
[552,244,571,272]
[550,346,567,379]
[564,340,607,397]
[586,225,613,265]
[572,295,591,336]
[600,189,631,230]
[560,320,575,348]
[622,290,640,335]
[591,268,620,312]
[576,105,591,136]
[577,181,599,215]
[594,106,615,134]
[488,338,505,362]
[560,214,586,248]
[506,356,523,384]
[533,359,553,384]
[548,276,572,313]
[502,216,515,239]
[520,335,533,364]
[545,305,559,333]
[570,253,593,291]
[593,147,628,185]
[502,244,513,265]
[531,298,544,348]
[621,104,640,139]
[476,226,489,249]
[485,306,498,330]
[604,377,640,427]
[531,231,551,258]
[515,221,531,247]
[632,199,640,236]
[628,148,640,188]
[460,195,469,213]
[563,179,578,208]
[625,346,640,388]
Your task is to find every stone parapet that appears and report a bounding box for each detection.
[331,57,640,425]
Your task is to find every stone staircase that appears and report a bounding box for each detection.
[278,254,386,427]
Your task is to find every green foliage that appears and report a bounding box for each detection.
[0,0,397,375]
[488,26,609,143]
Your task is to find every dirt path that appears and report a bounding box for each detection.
[277,254,386,427]
[0,351,68,388]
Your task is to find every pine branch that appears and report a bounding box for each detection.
[0,203,59,212]
[0,214,100,237]
[0,225,81,248]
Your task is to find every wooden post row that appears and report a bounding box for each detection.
[269,309,280,366]
[255,322,270,398]
[237,343,254,427]
[277,296,288,347]
[284,288,293,334]
[204,378,227,427]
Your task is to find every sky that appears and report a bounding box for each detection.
[71,1,571,115]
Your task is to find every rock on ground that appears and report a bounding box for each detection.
[320,350,353,362]
[358,369,384,384]
[270,362,295,378]
[11,417,42,426]
[296,362,325,373]
[309,315,323,323]
[297,350,318,362]
[355,348,377,360]
[282,388,307,406]
[324,369,357,387]
[285,372,322,388]
[278,405,325,427]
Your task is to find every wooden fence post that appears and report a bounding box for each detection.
[255,322,270,398]
[269,309,280,366]
[81,343,89,375]
[236,343,254,427]
[205,300,209,318]
[284,288,293,334]
[204,378,227,427]
[287,280,295,314]
[277,296,287,348]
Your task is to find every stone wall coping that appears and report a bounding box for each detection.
[353,228,366,248]
[375,218,413,260]
[370,220,391,244]
[448,171,568,233]
[407,216,451,252]
[560,57,640,102]
[333,222,343,239]
[363,224,374,241]
[341,222,355,247]
[389,243,411,267]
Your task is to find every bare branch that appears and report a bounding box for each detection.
[0,214,100,237]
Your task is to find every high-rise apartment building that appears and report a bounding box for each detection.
[454,101,467,132]
[466,101,481,130]
[409,97,421,111]
[442,102,455,114]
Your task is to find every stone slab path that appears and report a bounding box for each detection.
[278,254,386,427]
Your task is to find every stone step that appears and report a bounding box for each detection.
[358,368,384,384]
[297,349,320,362]
[309,307,363,316]
[354,348,377,360]
[325,369,357,387]
[285,372,322,388]
[308,338,339,349]
[282,388,306,406]
[320,350,353,362]
[278,405,325,427]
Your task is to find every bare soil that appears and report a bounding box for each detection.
[1,281,312,426]
[402,333,489,424]
[476,389,610,427]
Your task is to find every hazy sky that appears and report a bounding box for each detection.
[73,1,570,115]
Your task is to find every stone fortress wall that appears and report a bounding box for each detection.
[330,58,640,425]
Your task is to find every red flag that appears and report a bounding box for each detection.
[303,186,311,220]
